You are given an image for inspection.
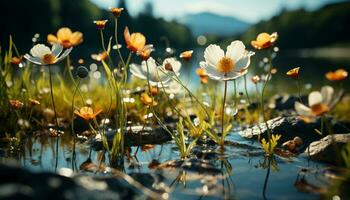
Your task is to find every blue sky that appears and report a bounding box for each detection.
[90,0,344,23]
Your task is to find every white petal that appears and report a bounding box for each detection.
[226,40,245,62]
[163,58,181,74]
[320,86,334,105]
[56,47,73,63]
[24,54,44,65]
[234,52,254,72]
[204,44,224,69]
[200,61,223,80]
[130,63,147,80]
[51,44,63,57]
[308,91,323,107]
[225,69,248,81]
[295,102,312,116]
[30,44,51,58]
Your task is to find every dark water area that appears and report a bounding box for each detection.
[0,132,329,200]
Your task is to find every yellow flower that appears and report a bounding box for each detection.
[74,107,102,120]
[140,93,157,106]
[124,26,146,53]
[325,69,348,81]
[10,100,24,110]
[11,56,23,65]
[251,32,278,50]
[94,20,108,30]
[179,50,193,62]
[110,7,124,17]
[91,51,108,62]
[196,68,208,84]
[286,67,300,79]
[136,45,154,61]
[47,27,83,48]
[29,98,40,106]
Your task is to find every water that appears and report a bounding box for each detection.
[0,132,331,200]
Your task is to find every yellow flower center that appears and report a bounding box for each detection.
[217,57,235,73]
[311,103,329,116]
[42,54,56,64]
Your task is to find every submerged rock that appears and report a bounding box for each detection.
[240,116,350,148]
[0,163,154,200]
[92,125,171,150]
[158,158,222,174]
[305,134,350,166]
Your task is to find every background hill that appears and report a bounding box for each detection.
[178,12,250,36]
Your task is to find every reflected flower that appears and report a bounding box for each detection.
[75,106,102,120]
[124,26,146,52]
[200,40,254,81]
[294,86,334,121]
[286,67,300,79]
[251,32,278,50]
[47,27,83,48]
[130,57,181,87]
[325,69,348,81]
[24,44,72,65]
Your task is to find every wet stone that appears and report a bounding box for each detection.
[91,125,171,150]
[158,158,221,174]
[240,116,350,148]
[305,134,350,166]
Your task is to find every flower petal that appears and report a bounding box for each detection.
[308,91,323,107]
[51,44,63,58]
[321,86,334,105]
[56,47,73,63]
[163,57,181,74]
[130,63,147,80]
[30,44,51,58]
[235,51,254,72]
[200,61,224,81]
[295,102,312,116]
[204,44,224,69]
[226,40,245,62]
[57,27,72,41]
[24,54,44,65]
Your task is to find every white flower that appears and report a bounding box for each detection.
[130,57,181,86]
[164,80,182,94]
[24,43,72,65]
[200,40,254,81]
[294,86,334,117]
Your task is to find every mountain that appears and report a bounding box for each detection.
[222,1,350,49]
[178,12,251,36]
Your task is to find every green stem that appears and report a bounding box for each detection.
[71,78,81,170]
[49,66,59,171]
[296,78,303,103]
[114,18,126,68]
[243,74,251,104]
[221,80,228,146]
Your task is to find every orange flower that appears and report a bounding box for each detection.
[180,50,193,62]
[251,32,278,50]
[150,86,158,96]
[251,75,260,84]
[91,51,108,62]
[286,67,300,79]
[196,68,208,84]
[11,56,23,65]
[140,93,157,106]
[110,7,124,17]
[29,98,40,106]
[10,100,24,109]
[94,20,108,30]
[136,45,154,61]
[74,106,102,120]
[47,27,83,48]
[325,69,348,81]
[124,27,146,52]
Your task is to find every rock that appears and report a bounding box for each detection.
[92,125,171,150]
[305,134,350,165]
[273,94,308,111]
[240,116,350,148]
[158,158,221,174]
[0,163,154,200]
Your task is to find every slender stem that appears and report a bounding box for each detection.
[100,30,106,51]
[221,80,228,145]
[49,66,59,171]
[233,79,238,108]
[123,52,133,83]
[262,157,271,200]
[261,51,273,151]
[244,74,251,104]
[71,79,81,171]
[114,18,126,68]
